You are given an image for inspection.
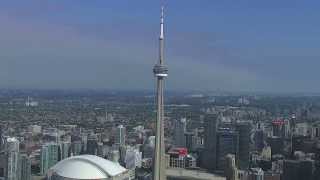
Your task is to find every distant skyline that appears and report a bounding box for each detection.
[1,1,320,93]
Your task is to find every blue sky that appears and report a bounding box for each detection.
[0,0,319,92]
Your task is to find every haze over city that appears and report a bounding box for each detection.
[0,1,320,92]
[1,1,320,180]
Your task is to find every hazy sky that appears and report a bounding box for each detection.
[0,0,320,92]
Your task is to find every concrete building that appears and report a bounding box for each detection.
[216,130,239,171]
[236,123,251,170]
[81,134,88,152]
[202,113,218,171]
[225,154,238,180]
[184,132,194,151]
[247,168,264,180]
[267,137,283,156]
[108,150,121,163]
[143,136,155,159]
[47,155,130,180]
[254,130,264,152]
[295,123,311,136]
[71,141,82,156]
[311,122,320,139]
[173,118,187,148]
[152,6,168,180]
[124,147,142,169]
[59,142,70,160]
[272,119,285,138]
[87,134,98,155]
[191,128,204,151]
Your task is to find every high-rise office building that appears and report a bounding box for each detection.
[191,128,204,151]
[124,147,142,169]
[143,136,155,159]
[81,134,88,153]
[272,120,285,137]
[173,118,187,148]
[225,154,239,180]
[60,142,70,160]
[267,136,284,156]
[236,122,251,170]
[4,137,20,180]
[115,125,126,146]
[40,143,59,175]
[202,113,218,171]
[254,130,264,152]
[86,134,98,155]
[97,142,104,158]
[216,130,239,171]
[185,132,194,151]
[19,154,31,180]
[71,141,82,156]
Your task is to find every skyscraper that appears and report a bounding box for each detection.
[202,113,218,172]
[86,134,98,155]
[19,154,31,180]
[236,122,251,170]
[115,125,126,146]
[4,137,20,180]
[153,6,168,180]
[216,130,239,171]
[40,143,59,175]
[225,154,239,180]
[185,132,194,151]
[71,141,82,156]
[254,130,264,152]
[60,142,71,160]
[173,118,187,148]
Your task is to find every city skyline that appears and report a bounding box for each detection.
[1,2,320,179]
[0,1,320,92]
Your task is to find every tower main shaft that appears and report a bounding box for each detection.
[153,6,168,180]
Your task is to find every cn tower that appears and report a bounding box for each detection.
[153,6,168,180]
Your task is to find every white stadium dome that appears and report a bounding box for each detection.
[47,155,129,180]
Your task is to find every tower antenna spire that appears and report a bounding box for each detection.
[159,6,165,65]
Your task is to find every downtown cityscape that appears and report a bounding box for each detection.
[1,1,320,180]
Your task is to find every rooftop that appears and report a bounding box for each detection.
[49,155,127,179]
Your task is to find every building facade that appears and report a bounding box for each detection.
[41,143,59,175]
[173,118,187,148]
[4,137,20,180]
[202,113,218,171]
